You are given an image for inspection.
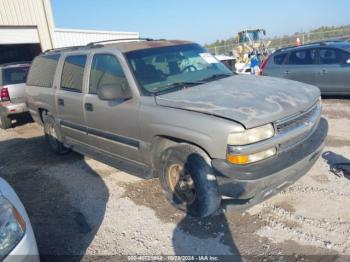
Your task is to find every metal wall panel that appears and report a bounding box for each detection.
[53,29,140,48]
[0,0,139,51]
[0,0,55,50]
[0,26,40,44]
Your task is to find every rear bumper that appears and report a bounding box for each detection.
[0,102,28,117]
[212,118,328,211]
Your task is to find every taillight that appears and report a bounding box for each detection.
[0,87,10,102]
[259,56,270,76]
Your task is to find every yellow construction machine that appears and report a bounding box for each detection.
[235,29,271,74]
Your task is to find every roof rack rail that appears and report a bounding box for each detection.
[43,45,91,54]
[86,37,154,47]
[42,37,157,55]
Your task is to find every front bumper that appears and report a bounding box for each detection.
[0,102,28,117]
[4,230,40,262]
[212,118,328,211]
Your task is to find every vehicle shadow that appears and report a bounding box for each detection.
[0,135,109,261]
[322,151,350,179]
[172,153,242,261]
[10,113,34,128]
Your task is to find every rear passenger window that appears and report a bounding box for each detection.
[61,55,87,92]
[89,54,128,95]
[274,53,287,65]
[319,48,347,64]
[27,54,60,87]
[288,49,317,65]
[3,66,29,85]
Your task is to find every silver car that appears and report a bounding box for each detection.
[26,39,327,217]
[261,41,350,95]
[0,178,39,261]
[0,62,31,129]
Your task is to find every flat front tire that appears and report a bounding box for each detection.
[43,112,70,155]
[159,144,221,218]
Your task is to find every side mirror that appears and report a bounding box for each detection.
[97,83,131,101]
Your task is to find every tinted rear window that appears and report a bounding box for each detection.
[27,54,60,88]
[273,53,287,65]
[2,66,29,85]
[61,55,87,92]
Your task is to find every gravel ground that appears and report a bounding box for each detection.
[0,99,349,261]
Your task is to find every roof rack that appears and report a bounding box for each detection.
[42,37,156,55]
[86,37,154,47]
[43,45,92,54]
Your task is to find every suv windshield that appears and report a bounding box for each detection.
[2,66,30,85]
[126,44,232,94]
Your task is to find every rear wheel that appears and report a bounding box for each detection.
[43,112,70,155]
[0,115,12,129]
[159,144,221,218]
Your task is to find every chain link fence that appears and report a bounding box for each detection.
[206,27,350,56]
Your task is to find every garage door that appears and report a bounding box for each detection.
[0,26,40,44]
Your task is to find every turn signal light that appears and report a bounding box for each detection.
[227,154,249,165]
[227,147,277,165]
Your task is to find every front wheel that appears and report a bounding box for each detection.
[159,144,221,218]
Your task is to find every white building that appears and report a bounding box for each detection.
[0,0,139,64]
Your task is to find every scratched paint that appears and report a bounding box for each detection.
[156,75,320,129]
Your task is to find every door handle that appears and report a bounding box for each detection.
[84,103,94,112]
[57,98,64,106]
[284,70,290,75]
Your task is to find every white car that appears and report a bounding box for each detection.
[215,54,236,72]
[0,178,39,262]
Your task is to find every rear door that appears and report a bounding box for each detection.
[84,52,143,162]
[2,66,30,103]
[315,48,350,94]
[56,53,89,145]
[262,52,289,78]
[283,48,318,85]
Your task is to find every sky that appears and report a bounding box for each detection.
[51,0,350,45]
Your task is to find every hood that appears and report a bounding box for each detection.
[156,75,320,129]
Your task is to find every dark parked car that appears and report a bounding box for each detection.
[261,41,350,95]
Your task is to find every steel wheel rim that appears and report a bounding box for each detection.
[167,163,196,204]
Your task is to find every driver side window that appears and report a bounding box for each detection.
[89,54,129,95]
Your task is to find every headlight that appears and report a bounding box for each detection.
[227,147,277,165]
[0,196,26,259]
[227,123,275,146]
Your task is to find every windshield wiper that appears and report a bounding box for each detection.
[200,74,232,82]
[153,81,204,95]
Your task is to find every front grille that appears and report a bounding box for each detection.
[276,102,320,151]
[276,104,318,135]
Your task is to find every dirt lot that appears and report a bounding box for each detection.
[0,99,350,261]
